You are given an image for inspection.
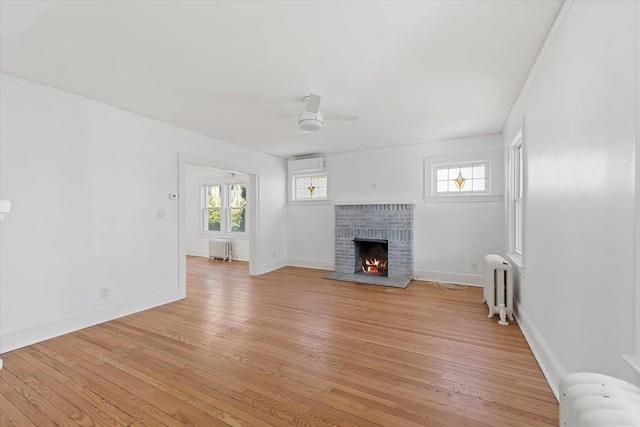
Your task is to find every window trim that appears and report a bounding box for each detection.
[423,151,502,203]
[201,177,248,236]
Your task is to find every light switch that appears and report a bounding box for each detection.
[0,200,11,213]
[0,200,10,223]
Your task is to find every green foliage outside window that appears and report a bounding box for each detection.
[208,209,221,231]
[204,183,247,232]
[229,184,246,232]
[206,185,221,231]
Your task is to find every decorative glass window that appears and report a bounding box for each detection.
[228,183,246,233]
[435,163,488,194]
[293,174,328,200]
[423,150,502,202]
[205,185,221,231]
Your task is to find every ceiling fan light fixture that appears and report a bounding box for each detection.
[298,110,323,133]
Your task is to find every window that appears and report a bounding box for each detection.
[423,150,502,202]
[203,182,247,234]
[205,185,221,231]
[228,183,246,232]
[292,174,328,201]
[510,132,524,255]
[435,163,488,194]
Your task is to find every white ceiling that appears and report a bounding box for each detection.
[0,1,563,158]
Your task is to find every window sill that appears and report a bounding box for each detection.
[287,200,333,206]
[422,194,502,203]
[197,232,249,240]
[505,252,525,276]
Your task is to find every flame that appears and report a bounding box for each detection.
[362,258,388,274]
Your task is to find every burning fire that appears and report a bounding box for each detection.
[362,258,388,274]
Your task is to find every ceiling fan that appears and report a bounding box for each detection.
[294,94,358,133]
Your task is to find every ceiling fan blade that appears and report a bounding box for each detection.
[323,113,359,121]
[305,94,321,113]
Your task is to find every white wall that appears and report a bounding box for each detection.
[185,166,249,261]
[0,75,287,353]
[502,0,638,393]
[287,134,506,285]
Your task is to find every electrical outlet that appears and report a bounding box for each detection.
[100,288,110,299]
[156,209,167,219]
[471,262,478,271]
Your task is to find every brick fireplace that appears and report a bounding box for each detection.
[326,203,414,288]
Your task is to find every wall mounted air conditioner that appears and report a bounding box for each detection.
[287,157,325,173]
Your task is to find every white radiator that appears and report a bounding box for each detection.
[483,254,514,322]
[559,372,640,426]
[209,239,232,262]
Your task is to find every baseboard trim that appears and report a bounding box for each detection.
[413,269,483,287]
[187,252,249,262]
[258,259,287,275]
[287,258,334,271]
[0,289,181,354]
[513,300,564,401]
[186,250,209,258]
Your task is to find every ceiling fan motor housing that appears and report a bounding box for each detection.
[298,110,323,132]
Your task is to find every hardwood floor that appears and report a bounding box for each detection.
[0,257,558,426]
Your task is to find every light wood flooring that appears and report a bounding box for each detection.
[0,257,558,426]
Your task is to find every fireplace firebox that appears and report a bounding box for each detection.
[354,238,388,277]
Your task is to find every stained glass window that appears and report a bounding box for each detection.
[435,163,488,194]
[294,175,328,200]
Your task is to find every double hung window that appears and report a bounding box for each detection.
[510,133,524,255]
[204,183,246,233]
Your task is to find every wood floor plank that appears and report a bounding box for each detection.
[6,354,103,427]
[0,257,558,426]
[29,343,182,427]
[0,393,37,427]
[0,367,81,427]
[27,342,225,427]
[63,333,294,427]
[0,410,18,427]
[2,390,56,427]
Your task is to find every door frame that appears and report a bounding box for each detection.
[178,153,260,299]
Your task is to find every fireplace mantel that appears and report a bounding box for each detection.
[333,199,415,206]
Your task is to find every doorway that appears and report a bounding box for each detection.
[178,153,260,299]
